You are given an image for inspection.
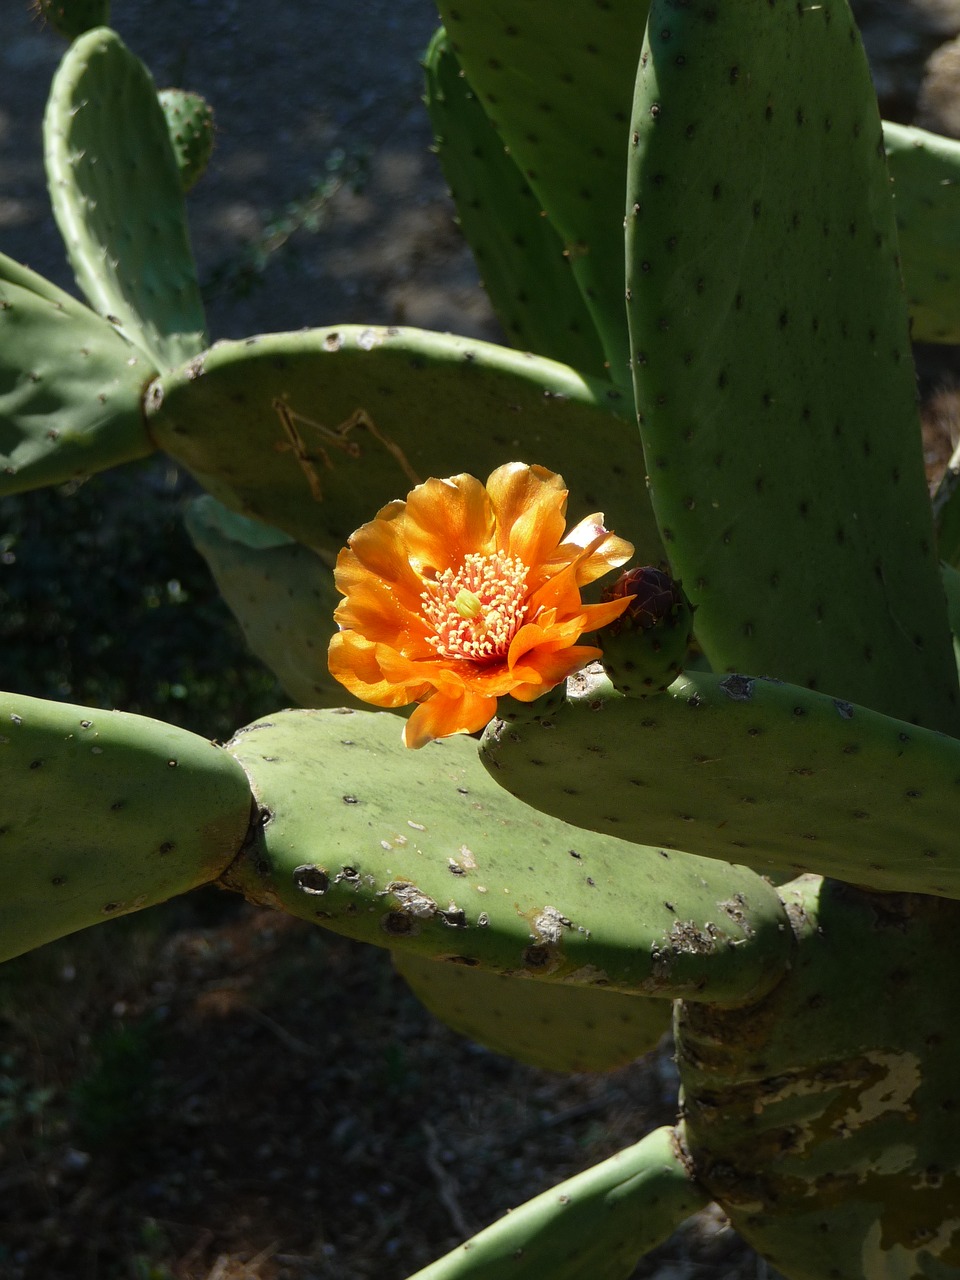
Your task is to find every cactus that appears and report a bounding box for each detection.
[43,27,207,370]
[6,1,960,1276]
[157,88,216,193]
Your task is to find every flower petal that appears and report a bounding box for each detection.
[508,644,603,699]
[403,689,498,749]
[402,474,496,577]
[486,463,569,569]
[328,631,430,707]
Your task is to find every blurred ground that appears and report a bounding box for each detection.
[3,2,960,1278]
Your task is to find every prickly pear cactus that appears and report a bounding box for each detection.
[158,88,215,193]
[6,0,960,1277]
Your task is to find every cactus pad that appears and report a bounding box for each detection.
[677,875,960,1275]
[147,325,661,564]
[0,691,252,963]
[44,28,207,370]
[222,706,792,1007]
[394,950,671,1073]
[884,120,960,345]
[0,252,154,495]
[184,495,369,710]
[158,88,216,193]
[407,1125,707,1280]
[423,29,608,378]
[626,0,960,735]
[434,1,651,389]
[481,666,960,900]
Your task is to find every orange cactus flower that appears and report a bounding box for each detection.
[328,463,634,748]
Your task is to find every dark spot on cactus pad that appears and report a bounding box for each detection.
[342,795,359,805]
[102,902,120,914]
[158,842,174,855]
[721,675,754,701]
[729,66,739,84]
[166,759,178,768]
[381,912,419,937]
[293,865,329,896]
[51,876,66,887]
[523,945,552,969]
[29,759,43,770]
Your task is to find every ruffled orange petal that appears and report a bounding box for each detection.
[333,551,435,655]
[508,644,603,700]
[403,688,498,749]
[486,463,569,569]
[343,500,426,605]
[550,514,634,585]
[402,474,496,577]
[328,632,430,707]
[506,614,586,669]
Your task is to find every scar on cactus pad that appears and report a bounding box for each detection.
[327,462,633,747]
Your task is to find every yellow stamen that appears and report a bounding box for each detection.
[422,551,529,663]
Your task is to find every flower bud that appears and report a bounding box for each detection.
[598,567,694,696]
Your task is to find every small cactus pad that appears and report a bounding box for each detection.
[147,325,662,565]
[32,0,110,40]
[423,29,608,378]
[222,707,792,1007]
[0,691,253,963]
[158,88,216,193]
[394,950,671,1072]
[884,120,960,345]
[481,667,960,900]
[44,28,207,370]
[434,0,652,389]
[626,0,960,736]
[407,1126,707,1280]
[0,251,154,495]
[677,875,960,1274]
[598,567,694,696]
[184,495,370,710]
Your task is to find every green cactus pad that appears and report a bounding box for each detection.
[406,1125,707,1280]
[677,875,960,1276]
[423,29,607,379]
[33,0,110,40]
[158,88,216,193]
[184,495,371,710]
[0,252,155,495]
[0,691,253,964]
[394,950,671,1073]
[221,706,792,1008]
[147,325,662,564]
[626,0,960,736]
[434,0,652,389]
[884,120,960,345]
[44,28,207,370]
[481,666,960,900]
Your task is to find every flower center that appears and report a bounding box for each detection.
[422,551,529,662]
